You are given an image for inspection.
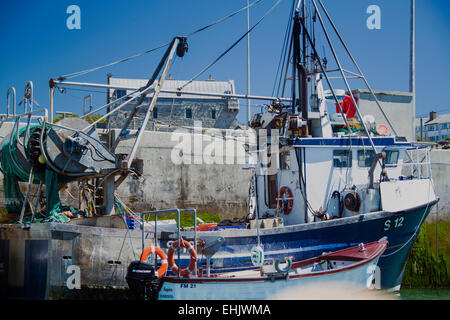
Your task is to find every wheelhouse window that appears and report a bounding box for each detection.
[357,150,375,167]
[115,89,126,99]
[152,107,158,119]
[267,174,278,209]
[280,151,291,170]
[333,150,352,168]
[211,109,216,119]
[385,150,399,165]
[185,108,192,119]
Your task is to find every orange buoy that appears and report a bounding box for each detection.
[376,125,389,136]
[167,239,197,277]
[140,245,168,278]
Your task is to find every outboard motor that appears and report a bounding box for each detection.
[126,261,160,300]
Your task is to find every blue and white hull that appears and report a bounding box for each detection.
[162,199,437,291]
[157,240,388,300]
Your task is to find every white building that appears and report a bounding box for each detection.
[415,111,450,142]
[106,76,239,131]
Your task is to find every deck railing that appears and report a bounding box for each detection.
[140,208,198,277]
[402,145,432,179]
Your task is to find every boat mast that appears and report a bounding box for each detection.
[291,9,299,114]
[410,0,415,141]
[302,0,307,67]
[291,1,309,133]
[300,0,308,133]
[246,0,251,126]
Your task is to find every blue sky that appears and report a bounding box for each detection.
[1,0,449,125]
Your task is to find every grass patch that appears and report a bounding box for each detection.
[143,211,221,228]
[402,220,450,288]
[0,208,7,217]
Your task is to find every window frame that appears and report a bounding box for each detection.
[333,150,352,168]
[115,89,126,99]
[185,108,192,119]
[357,150,376,168]
[385,150,400,166]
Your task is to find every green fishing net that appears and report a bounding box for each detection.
[0,124,87,223]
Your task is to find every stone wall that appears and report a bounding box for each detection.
[111,128,253,218]
[107,98,239,131]
[428,149,450,222]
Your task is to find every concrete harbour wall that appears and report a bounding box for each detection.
[0,121,449,221]
[111,128,253,218]
[428,149,450,222]
[0,122,254,219]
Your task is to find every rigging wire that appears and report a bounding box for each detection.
[178,0,283,91]
[56,0,263,81]
[186,0,263,37]
[272,0,295,97]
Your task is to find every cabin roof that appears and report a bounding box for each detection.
[109,77,236,100]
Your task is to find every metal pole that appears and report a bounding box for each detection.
[194,209,197,276]
[246,0,251,126]
[410,0,416,141]
[140,208,197,277]
[31,182,42,223]
[311,0,377,153]
[81,89,151,132]
[141,213,145,255]
[7,87,16,118]
[298,12,353,134]
[180,209,197,276]
[107,72,112,111]
[83,95,92,115]
[49,86,54,123]
[420,118,423,141]
[18,168,34,224]
[159,89,291,103]
[154,213,157,267]
[126,38,179,167]
[302,0,306,66]
[81,88,143,120]
[255,173,260,247]
[51,80,138,91]
[316,0,399,138]
[177,209,181,278]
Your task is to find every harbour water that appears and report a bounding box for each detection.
[399,289,450,300]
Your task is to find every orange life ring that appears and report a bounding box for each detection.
[167,240,197,277]
[139,246,168,278]
[277,186,294,215]
[336,95,358,118]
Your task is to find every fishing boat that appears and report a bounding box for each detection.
[126,210,388,300]
[147,0,438,293]
[0,0,438,299]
